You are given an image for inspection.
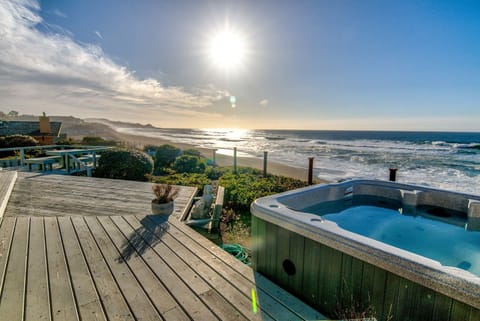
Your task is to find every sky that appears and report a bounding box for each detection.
[0,0,479,131]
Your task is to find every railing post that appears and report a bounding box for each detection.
[213,149,217,166]
[66,153,70,174]
[263,151,268,178]
[389,168,398,182]
[20,148,25,167]
[233,147,237,174]
[308,157,314,185]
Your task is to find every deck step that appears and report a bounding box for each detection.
[0,171,17,219]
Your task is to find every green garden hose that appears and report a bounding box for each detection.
[221,243,250,264]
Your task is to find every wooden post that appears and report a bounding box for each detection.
[65,153,70,174]
[20,148,25,167]
[263,151,268,178]
[233,147,237,174]
[308,157,314,185]
[389,168,398,182]
[93,151,97,167]
[213,149,217,166]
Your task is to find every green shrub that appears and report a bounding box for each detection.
[5,134,38,148]
[154,144,181,173]
[0,137,9,158]
[172,155,206,173]
[81,136,117,146]
[182,148,201,158]
[149,173,210,191]
[55,137,75,145]
[143,144,158,152]
[0,135,38,158]
[204,166,229,180]
[143,144,159,156]
[94,149,153,181]
[219,170,307,211]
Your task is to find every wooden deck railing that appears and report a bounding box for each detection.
[0,145,112,175]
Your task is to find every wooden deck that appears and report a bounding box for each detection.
[0,172,324,321]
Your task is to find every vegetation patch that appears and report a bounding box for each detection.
[149,173,210,192]
[0,135,42,158]
[95,149,153,181]
[81,136,118,146]
[153,144,181,174]
[219,168,307,211]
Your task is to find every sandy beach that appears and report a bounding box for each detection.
[114,131,327,183]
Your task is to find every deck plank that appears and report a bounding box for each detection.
[110,215,220,321]
[6,175,195,219]
[0,217,27,321]
[97,216,190,321]
[169,217,324,320]
[71,216,134,321]
[57,217,106,321]
[25,217,50,321]
[120,216,212,296]
[127,215,252,321]
[83,216,162,321]
[0,217,16,299]
[44,216,79,321]
[144,215,321,321]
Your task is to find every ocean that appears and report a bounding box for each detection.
[117,127,480,195]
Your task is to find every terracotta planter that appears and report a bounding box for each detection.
[151,200,174,215]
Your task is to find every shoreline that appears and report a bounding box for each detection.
[114,131,327,183]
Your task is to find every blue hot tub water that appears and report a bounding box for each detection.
[315,206,480,276]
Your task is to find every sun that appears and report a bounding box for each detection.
[208,28,247,71]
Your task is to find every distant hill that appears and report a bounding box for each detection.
[0,110,162,141]
[2,113,157,141]
[85,118,156,129]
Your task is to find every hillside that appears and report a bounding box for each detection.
[2,113,156,141]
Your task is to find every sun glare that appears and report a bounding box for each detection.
[208,28,247,71]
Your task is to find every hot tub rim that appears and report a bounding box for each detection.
[251,179,480,310]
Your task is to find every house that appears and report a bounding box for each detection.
[0,114,62,145]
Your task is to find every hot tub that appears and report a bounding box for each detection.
[251,179,480,321]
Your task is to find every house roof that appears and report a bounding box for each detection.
[0,121,62,137]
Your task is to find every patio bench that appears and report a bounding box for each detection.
[25,156,62,171]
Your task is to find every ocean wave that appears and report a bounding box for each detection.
[454,143,480,150]
[264,136,286,141]
[431,141,450,147]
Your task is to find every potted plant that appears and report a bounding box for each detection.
[151,184,178,215]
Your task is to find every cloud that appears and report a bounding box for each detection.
[259,99,269,106]
[51,8,67,18]
[0,0,227,125]
[94,30,103,39]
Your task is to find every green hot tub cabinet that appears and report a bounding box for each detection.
[251,180,480,321]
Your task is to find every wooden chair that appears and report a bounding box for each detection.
[185,186,224,233]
